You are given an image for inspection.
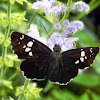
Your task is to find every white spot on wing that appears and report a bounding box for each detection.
[80,57,84,62]
[23,45,26,48]
[25,47,31,52]
[27,41,33,47]
[81,51,85,57]
[90,48,93,53]
[85,56,87,59]
[75,60,79,64]
[20,35,24,40]
[22,35,24,39]
[18,42,20,44]
[20,37,23,40]
[29,52,33,56]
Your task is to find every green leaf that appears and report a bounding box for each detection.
[92,53,100,74]
[26,1,32,10]
[11,12,28,26]
[16,86,23,96]
[43,82,53,93]
[16,83,42,99]
[9,96,14,100]
[2,18,9,27]
[5,59,14,67]
[0,12,9,27]
[0,80,13,89]
[4,38,11,47]
[10,0,15,4]
[74,30,100,47]
[2,98,4,100]
[6,54,20,61]
[24,83,42,100]
[0,33,4,44]
[73,73,100,87]
[52,89,78,100]
[88,90,100,100]
[16,0,27,5]
[78,92,89,100]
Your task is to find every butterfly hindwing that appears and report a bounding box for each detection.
[48,53,78,85]
[20,58,50,80]
[11,32,52,59]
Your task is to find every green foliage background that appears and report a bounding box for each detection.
[0,0,100,100]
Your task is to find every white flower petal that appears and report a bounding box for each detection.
[32,1,43,9]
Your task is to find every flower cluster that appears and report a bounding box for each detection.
[32,0,67,18]
[47,32,79,51]
[28,0,90,52]
[54,20,84,37]
[70,1,90,13]
[26,24,79,51]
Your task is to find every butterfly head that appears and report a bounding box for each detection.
[53,44,61,52]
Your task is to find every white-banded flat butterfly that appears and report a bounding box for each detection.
[11,32,100,85]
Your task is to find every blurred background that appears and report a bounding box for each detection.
[0,0,100,100]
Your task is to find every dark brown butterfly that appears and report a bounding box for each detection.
[11,32,100,85]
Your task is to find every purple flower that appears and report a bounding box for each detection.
[60,5,67,12]
[61,37,79,51]
[62,20,69,27]
[38,37,47,45]
[70,4,75,10]
[74,1,90,13]
[32,0,52,15]
[68,25,77,33]
[83,3,89,13]
[76,5,83,12]
[71,20,84,30]
[26,24,40,39]
[47,32,63,50]
[54,23,61,30]
[51,6,60,18]
[32,1,43,9]
[50,0,56,6]
[47,32,79,51]
[61,30,69,38]
[26,24,47,45]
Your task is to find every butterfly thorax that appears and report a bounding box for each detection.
[50,44,62,67]
[53,44,61,52]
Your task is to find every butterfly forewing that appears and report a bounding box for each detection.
[11,32,52,59]
[62,47,99,69]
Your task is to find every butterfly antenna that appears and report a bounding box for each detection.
[43,26,55,44]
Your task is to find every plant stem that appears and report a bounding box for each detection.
[60,0,72,23]
[47,0,72,39]
[0,0,11,79]
[18,79,30,100]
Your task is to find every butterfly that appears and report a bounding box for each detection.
[11,32,100,85]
